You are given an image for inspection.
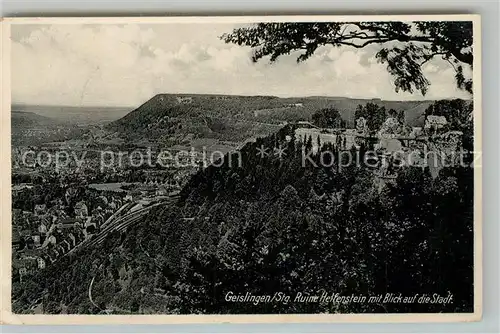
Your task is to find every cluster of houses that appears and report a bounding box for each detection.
[13,213,87,281]
[12,167,218,282]
[12,191,127,280]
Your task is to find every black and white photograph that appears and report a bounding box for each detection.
[2,15,481,322]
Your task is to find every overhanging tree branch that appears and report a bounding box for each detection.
[221,21,474,95]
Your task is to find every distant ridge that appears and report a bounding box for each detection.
[11,94,439,138]
[108,93,435,143]
[11,105,132,125]
[11,110,56,128]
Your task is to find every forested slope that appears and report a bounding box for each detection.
[13,123,473,314]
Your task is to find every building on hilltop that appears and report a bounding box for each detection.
[176,96,193,104]
[286,103,304,108]
[424,115,447,132]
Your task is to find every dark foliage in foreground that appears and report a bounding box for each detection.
[13,124,473,314]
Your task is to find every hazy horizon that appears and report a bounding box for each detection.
[11,92,454,110]
[12,23,472,107]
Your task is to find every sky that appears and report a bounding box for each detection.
[11,23,472,107]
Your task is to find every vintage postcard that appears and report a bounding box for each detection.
[0,15,482,324]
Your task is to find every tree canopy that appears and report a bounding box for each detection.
[221,21,473,95]
[424,99,474,151]
[311,107,344,128]
[355,102,387,134]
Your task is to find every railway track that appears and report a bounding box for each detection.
[64,195,178,257]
